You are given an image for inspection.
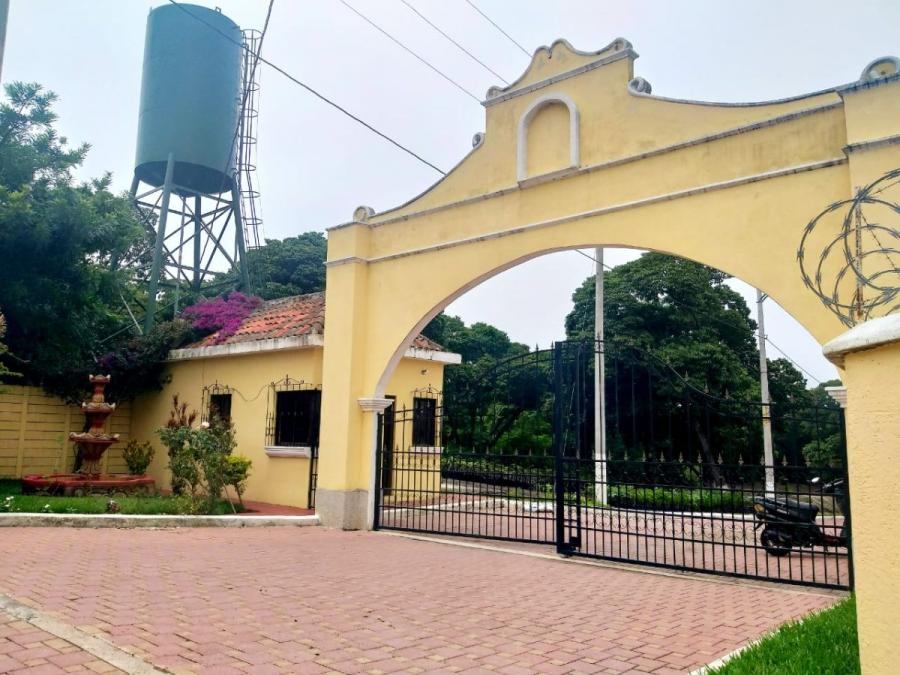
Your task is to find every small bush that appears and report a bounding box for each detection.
[122,439,155,475]
[224,455,252,506]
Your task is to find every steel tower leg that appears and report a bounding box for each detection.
[193,194,202,291]
[231,185,250,291]
[144,153,175,333]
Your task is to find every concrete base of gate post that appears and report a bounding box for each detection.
[824,315,900,675]
[315,488,369,530]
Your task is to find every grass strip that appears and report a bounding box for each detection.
[712,597,858,674]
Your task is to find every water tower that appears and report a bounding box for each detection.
[132,3,263,331]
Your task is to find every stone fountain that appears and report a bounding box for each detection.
[22,375,155,496]
[71,374,119,476]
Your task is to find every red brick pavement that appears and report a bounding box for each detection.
[0,528,839,674]
[0,611,123,674]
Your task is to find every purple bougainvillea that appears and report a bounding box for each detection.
[182,292,262,344]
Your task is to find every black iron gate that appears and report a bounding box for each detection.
[374,340,851,589]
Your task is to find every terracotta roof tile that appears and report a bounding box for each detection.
[192,292,446,352]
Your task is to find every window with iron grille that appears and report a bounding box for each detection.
[266,379,322,447]
[202,383,233,425]
[412,397,437,446]
[209,393,232,425]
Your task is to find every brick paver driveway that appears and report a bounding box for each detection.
[0,528,838,674]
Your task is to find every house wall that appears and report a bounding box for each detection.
[129,348,446,509]
[0,385,132,478]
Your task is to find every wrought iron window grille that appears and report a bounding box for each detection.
[201,382,234,425]
[265,377,322,448]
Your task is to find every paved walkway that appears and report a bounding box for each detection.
[0,610,123,674]
[0,528,838,674]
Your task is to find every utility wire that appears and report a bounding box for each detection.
[574,249,825,384]
[764,336,823,385]
[463,0,531,59]
[336,0,481,102]
[166,0,446,175]
[399,0,509,84]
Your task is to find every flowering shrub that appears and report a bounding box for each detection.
[181,292,262,344]
[157,397,251,513]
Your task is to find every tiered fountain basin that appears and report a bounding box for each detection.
[22,473,156,497]
[22,375,157,496]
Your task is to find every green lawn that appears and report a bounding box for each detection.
[0,479,240,515]
[712,597,859,674]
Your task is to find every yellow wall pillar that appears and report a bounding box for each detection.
[318,219,379,529]
[824,316,900,675]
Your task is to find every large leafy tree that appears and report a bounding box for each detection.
[566,252,758,396]
[223,232,327,299]
[0,82,152,400]
[563,253,829,469]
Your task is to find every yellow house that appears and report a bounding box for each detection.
[129,292,460,509]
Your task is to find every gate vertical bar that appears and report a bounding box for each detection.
[373,411,384,530]
[839,408,854,589]
[553,342,568,555]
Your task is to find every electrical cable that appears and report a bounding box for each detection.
[463,0,531,59]
[764,336,823,385]
[399,0,509,84]
[335,0,482,102]
[166,0,446,175]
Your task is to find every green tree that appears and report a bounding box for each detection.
[0,312,20,384]
[566,253,758,393]
[225,232,327,299]
[566,253,761,468]
[0,82,151,400]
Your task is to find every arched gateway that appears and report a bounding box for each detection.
[318,40,899,672]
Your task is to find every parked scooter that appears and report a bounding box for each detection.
[752,477,849,556]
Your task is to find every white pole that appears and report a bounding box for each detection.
[594,248,607,505]
[756,289,775,494]
[0,0,9,82]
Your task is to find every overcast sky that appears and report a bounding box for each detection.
[7,0,899,384]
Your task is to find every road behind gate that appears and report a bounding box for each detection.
[0,527,838,674]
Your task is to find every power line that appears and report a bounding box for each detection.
[574,249,825,384]
[764,336,823,385]
[463,0,531,59]
[336,0,482,102]
[399,0,509,84]
[165,0,446,175]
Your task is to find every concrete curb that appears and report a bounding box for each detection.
[0,512,320,528]
[0,592,168,674]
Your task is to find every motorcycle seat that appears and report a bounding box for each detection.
[756,496,819,522]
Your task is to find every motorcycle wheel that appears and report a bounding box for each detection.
[760,527,792,557]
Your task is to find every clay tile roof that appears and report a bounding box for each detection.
[192,292,446,351]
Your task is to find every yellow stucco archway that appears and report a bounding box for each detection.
[318,40,900,673]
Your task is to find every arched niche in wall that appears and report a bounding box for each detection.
[517,92,580,183]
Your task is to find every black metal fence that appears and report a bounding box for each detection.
[374,340,851,589]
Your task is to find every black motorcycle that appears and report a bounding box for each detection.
[752,477,849,557]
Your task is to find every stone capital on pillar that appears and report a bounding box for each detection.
[823,314,900,367]
[357,397,393,413]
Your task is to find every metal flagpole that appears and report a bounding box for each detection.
[594,247,608,505]
[756,289,775,494]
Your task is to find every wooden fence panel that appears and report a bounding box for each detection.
[0,386,133,478]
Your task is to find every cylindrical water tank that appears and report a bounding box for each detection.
[135,4,242,194]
